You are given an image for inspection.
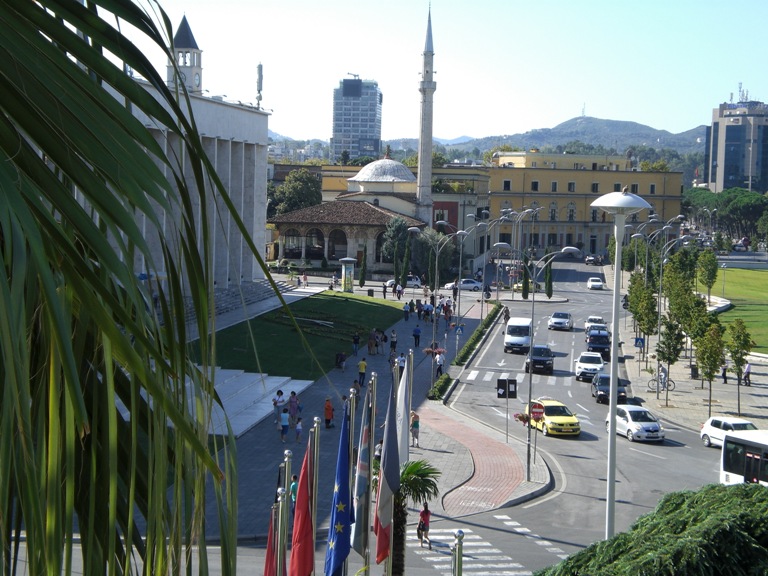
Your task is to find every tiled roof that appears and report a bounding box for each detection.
[268,201,425,227]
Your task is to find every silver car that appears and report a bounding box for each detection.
[547,311,573,331]
[607,405,665,442]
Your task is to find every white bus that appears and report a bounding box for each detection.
[720,430,768,486]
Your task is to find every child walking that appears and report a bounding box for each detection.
[295,417,303,443]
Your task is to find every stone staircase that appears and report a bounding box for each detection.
[183,279,295,325]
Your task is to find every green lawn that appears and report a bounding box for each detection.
[193,291,405,381]
[699,268,768,353]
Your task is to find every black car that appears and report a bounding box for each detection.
[586,328,611,360]
[524,344,555,374]
[591,373,628,404]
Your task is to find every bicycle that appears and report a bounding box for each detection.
[647,377,676,392]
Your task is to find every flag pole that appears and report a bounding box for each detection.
[365,373,377,574]
[346,389,357,576]
[279,450,292,575]
[276,487,287,576]
[311,417,322,576]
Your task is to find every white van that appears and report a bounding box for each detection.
[504,317,532,354]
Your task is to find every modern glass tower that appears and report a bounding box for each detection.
[331,78,382,162]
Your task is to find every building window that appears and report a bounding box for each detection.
[631,183,639,194]
[567,202,576,222]
[549,201,557,221]
[591,183,599,193]
[531,181,539,192]
[567,181,576,193]
[551,181,558,192]
[613,183,622,192]
[630,213,638,223]
[503,179,511,191]
[591,209,599,222]
[650,183,656,195]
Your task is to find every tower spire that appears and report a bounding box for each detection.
[416,7,436,226]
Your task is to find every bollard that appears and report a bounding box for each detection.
[451,529,464,576]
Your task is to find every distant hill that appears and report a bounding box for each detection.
[387,117,707,156]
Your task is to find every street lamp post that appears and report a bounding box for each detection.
[408,224,458,388]
[592,188,651,540]
[721,263,727,298]
[494,243,580,476]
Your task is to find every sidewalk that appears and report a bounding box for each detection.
[602,266,768,432]
[200,274,546,547]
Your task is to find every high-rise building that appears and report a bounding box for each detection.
[704,94,768,193]
[331,78,382,162]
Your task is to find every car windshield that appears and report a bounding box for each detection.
[733,423,758,431]
[580,356,602,364]
[545,405,573,417]
[553,313,568,319]
[588,336,610,345]
[629,410,657,423]
[507,326,530,336]
[533,347,552,357]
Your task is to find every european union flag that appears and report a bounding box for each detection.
[324,402,351,576]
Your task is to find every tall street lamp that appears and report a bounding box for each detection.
[721,263,727,298]
[408,224,457,388]
[494,243,580,478]
[591,188,651,540]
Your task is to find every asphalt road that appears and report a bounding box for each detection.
[441,261,719,573]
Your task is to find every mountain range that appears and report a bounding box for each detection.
[272,116,708,156]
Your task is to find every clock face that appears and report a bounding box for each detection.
[194,73,200,87]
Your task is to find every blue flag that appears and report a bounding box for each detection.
[324,403,351,576]
[351,388,371,557]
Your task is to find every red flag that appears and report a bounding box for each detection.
[263,505,278,576]
[289,439,315,576]
[374,382,401,564]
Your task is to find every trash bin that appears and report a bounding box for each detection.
[367,289,374,297]
[691,364,699,379]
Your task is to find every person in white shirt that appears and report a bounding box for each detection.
[435,352,444,377]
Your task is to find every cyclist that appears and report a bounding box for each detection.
[658,365,668,391]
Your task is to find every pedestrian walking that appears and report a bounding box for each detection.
[287,390,300,426]
[744,362,752,386]
[352,332,360,356]
[396,284,403,300]
[382,283,387,299]
[302,272,308,287]
[324,397,335,428]
[435,351,444,378]
[390,329,398,351]
[289,474,298,515]
[413,325,421,348]
[280,408,290,442]
[272,390,286,426]
[410,410,420,447]
[295,417,303,443]
[358,357,367,387]
[722,364,728,385]
[375,330,383,354]
[452,283,458,302]
[398,353,406,379]
[417,502,431,549]
[416,301,423,320]
[374,439,383,462]
[403,302,410,321]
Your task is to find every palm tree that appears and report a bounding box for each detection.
[0,1,254,573]
[392,460,440,576]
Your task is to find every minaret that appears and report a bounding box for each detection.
[416,9,436,226]
[167,16,203,93]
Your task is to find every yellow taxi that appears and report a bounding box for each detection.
[526,397,581,437]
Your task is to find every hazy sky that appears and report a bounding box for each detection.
[124,0,768,142]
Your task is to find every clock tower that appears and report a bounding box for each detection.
[167,15,202,93]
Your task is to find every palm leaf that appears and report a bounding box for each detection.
[0,0,248,573]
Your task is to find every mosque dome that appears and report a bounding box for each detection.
[348,158,416,183]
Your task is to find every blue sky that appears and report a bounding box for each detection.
[125,0,768,142]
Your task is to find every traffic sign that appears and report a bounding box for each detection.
[497,378,517,399]
[634,337,645,348]
[530,402,545,419]
[456,327,463,335]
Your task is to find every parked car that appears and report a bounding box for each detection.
[443,278,483,291]
[574,351,605,381]
[585,255,596,265]
[587,277,604,290]
[590,373,627,404]
[586,329,611,360]
[547,311,573,331]
[700,416,758,448]
[526,398,581,437]
[524,344,555,374]
[385,275,421,288]
[607,405,665,442]
[584,315,606,332]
